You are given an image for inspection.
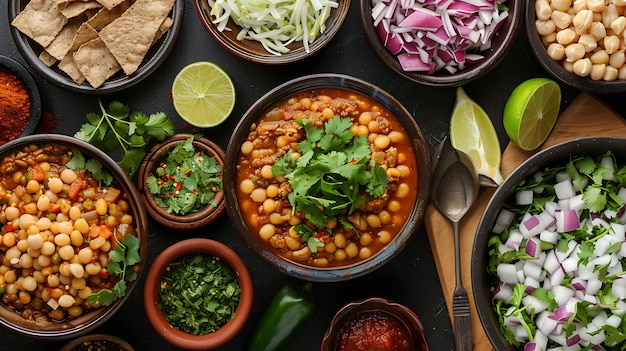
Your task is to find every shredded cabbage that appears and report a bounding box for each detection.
[208,0,339,55]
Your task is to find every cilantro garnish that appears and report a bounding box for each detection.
[158,254,241,335]
[272,116,389,229]
[64,149,114,186]
[74,100,175,177]
[145,136,223,215]
[87,234,140,307]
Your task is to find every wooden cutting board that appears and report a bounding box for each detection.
[425,93,626,350]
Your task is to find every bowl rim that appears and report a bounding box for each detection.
[143,238,253,350]
[321,296,430,351]
[224,73,431,282]
[60,333,134,351]
[524,1,626,93]
[0,54,42,139]
[471,136,626,351]
[7,0,184,94]
[0,134,149,340]
[137,134,226,230]
[193,0,351,64]
[358,0,523,87]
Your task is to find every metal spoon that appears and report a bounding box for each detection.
[430,137,480,351]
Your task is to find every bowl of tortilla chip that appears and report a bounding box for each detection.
[8,0,184,94]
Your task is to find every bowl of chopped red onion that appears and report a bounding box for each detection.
[525,0,626,93]
[359,0,523,86]
[472,136,626,351]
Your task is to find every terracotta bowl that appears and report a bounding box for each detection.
[194,0,350,64]
[224,73,431,282]
[472,137,626,351]
[321,297,430,351]
[137,134,226,230]
[525,0,626,93]
[359,0,523,86]
[60,334,134,351]
[0,134,149,340]
[0,54,41,144]
[143,238,253,350]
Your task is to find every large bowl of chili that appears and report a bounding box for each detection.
[0,55,41,145]
[224,73,431,282]
[0,134,149,340]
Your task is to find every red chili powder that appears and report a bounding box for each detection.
[0,69,31,145]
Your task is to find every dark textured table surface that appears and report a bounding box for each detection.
[1,0,625,350]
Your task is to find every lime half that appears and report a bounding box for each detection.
[503,78,561,151]
[450,87,503,186]
[172,62,236,128]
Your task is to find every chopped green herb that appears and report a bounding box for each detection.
[65,149,114,186]
[87,234,140,307]
[74,99,175,177]
[272,116,389,230]
[158,254,241,335]
[145,136,223,215]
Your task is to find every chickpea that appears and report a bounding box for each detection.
[334,232,347,248]
[239,179,255,194]
[374,135,391,149]
[260,165,274,179]
[54,233,71,247]
[58,294,76,308]
[259,223,276,241]
[378,230,392,244]
[535,0,552,20]
[266,184,279,198]
[250,188,267,203]
[345,243,358,258]
[21,276,37,291]
[241,141,254,155]
[58,245,75,261]
[85,262,102,276]
[360,233,373,246]
[387,200,401,212]
[48,309,64,321]
[359,247,372,260]
[358,111,373,125]
[27,233,44,250]
[95,198,108,216]
[40,241,55,256]
[366,214,382,228]
[395,183,410,198]
[262,199,277,213]
[5,206,20,221]
[60,169,78,184]
[25,179,40,194]
[334,249,347,261]
[573,58,593,76]
[292,246,311,261]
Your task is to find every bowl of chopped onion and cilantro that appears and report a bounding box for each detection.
[144,238,253,350]
[472,136,626,351]
[137,134,226,230]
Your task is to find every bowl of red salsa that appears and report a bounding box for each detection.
[321,297,429,351]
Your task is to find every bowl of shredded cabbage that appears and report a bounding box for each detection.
[472,136,626,351]
[194,0,350,64]
[359,0,523,86]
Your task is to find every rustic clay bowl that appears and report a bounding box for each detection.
[60,334,134,351]
[143,238,253,350]
[0,134,149,340]
[321,297,430,351]
[137,134,226,230]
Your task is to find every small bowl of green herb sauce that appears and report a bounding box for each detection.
[137,134,226,230]
[144,238,253,350]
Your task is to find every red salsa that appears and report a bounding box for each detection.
[335,310,413,351]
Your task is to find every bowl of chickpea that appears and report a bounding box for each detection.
[527,0,626,93]
[0,134,148,340]
[224,74,431,282]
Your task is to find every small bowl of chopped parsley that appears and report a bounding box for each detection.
[137,134,226,230]
[143,238,253,350]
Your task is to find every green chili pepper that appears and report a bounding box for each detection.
[247,281,318,351]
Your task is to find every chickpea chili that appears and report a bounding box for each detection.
[236,88,419,268]
[0,143,138,322]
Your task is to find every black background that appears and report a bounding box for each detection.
[1,0,625,350]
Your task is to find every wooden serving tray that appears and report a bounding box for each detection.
[425,93,626,350]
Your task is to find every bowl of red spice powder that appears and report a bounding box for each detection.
[0,55,41,145]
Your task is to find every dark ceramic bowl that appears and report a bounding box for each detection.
[224,73,431,282]
[8,0,183,94]
[471,136,626,351]
[359,0,523,86]
[137,134,226,230]
[321,297,430,351]
[0,134,149,340]
[525,0,626,93]
[194,0,350,64]
[0,55,41,143]
[60,334,134,351]
[144,238,253,350]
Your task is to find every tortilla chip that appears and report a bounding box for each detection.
[44,17,83,61]
[59,0,102,18]
[73,37,121,88]
[11,0,68,47]
[152,16,172,45]
[70,22,99,52]
[86,0,132,31]
[96,0,126,10]
[38,50,58,67]
[58,55,86,85]
[99,0,175,75]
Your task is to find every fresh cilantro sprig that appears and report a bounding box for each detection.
[74,99,175,177]
[64,149,114,186]
[272,116,389,230]
[87,234,141,307]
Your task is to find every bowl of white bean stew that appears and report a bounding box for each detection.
[224,74,431,282]
[0,134,148,340]
[472,137,626,351]
[527,0,626,93]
